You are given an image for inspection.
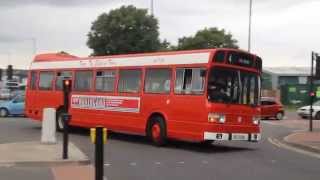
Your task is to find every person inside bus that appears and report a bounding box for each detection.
[208,78,230,102]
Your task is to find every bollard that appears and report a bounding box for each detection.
[91,126,107,180]
[61,113,71,159]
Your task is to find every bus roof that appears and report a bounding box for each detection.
[30,48,258,70]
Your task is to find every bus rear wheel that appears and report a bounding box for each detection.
[147,116,167,146]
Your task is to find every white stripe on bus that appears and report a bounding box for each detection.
[30,52,211,70]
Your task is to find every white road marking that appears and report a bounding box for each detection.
[268,137,320,159]
[104,163,111,166]
[155,162,161,165]
[177,161,185,164]
[129,162,137,166]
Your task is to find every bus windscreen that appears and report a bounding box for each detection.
[207,67,260,106]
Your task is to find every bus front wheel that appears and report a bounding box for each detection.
[147,116,167,146]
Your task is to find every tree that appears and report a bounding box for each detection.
[87,5,163,56]
[176,27,238,50]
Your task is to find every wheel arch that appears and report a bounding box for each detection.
[0,107,9,115]
[145,111,168,134]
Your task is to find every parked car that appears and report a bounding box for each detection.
[260,97,284,120]
[297,101,320,119]
[0,95,25,117]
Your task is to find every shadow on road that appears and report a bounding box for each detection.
[66,127,256,154]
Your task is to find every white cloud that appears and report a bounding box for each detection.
[0,0,319,69]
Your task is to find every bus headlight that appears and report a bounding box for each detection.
[252,116,260,125]
[208,113,226,123]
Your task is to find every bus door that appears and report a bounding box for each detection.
[168,68,208,140]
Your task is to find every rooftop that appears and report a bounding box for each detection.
[263,67,310,76]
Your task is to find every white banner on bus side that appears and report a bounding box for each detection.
[71,95,140,113]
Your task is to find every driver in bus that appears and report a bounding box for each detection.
[208,78,229,102]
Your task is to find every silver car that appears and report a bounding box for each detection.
[297,101,320,119]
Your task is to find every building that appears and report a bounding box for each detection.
[262,67,318,106]
[262,67,310,90]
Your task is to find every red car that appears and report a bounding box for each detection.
[260,97,284,120]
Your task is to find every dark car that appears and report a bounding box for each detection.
[260,97,284,120]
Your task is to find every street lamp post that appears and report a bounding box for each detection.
[248,0,253,52]
[150,0,154,16]
[31,38,37,56]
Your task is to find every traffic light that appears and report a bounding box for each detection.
[62,79,72,93]
[6,65,13,80]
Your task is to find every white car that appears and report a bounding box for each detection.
[297,101,320,119]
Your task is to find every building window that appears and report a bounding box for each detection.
[30,71,37,90]
[175,68,206,94]
[145,69,171,94]
[39,72,54,90]
[74,71,93,91]
[56,71,72,90]
[118,69,142,93]
[95,70,116,92]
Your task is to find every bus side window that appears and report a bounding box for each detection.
[175,68,205,95]
[74,71,93,91]
[118,69,142,93]
[30,71,37,90]
[55,71,72,90]
[95,70,116,92]
[39,71,54,91]
[145,68,171,94]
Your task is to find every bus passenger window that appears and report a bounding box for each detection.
[118,69,142,93]
[95,70,116,92]
[39,72,54,90]
[30,71,37,90]
[55,71,72,90]
[145,69,171,94]
[175,68,205,95]
[74,71,93,91]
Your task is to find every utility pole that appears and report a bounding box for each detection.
[31,38,37,55]
[310,51,320,131]
[150,0,154,16]
[248,0,253,52]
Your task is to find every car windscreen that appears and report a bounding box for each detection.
[207,67,260,106]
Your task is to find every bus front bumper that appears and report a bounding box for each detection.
[204,132,261,142]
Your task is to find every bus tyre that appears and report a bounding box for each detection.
[56,111,64,132]
[148,116,167,146]
[0,108,9,117]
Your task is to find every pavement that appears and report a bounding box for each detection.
[283,131,320,154]
[0,141,90,167]
[264,110,320,157]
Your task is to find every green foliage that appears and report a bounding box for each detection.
[176,27,238,50]
[87,5,162,55]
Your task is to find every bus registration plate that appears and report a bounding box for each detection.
[232,133,248,140]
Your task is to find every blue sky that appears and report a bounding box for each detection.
[0,0,319,69]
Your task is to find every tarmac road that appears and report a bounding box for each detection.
[0,116,319,180]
